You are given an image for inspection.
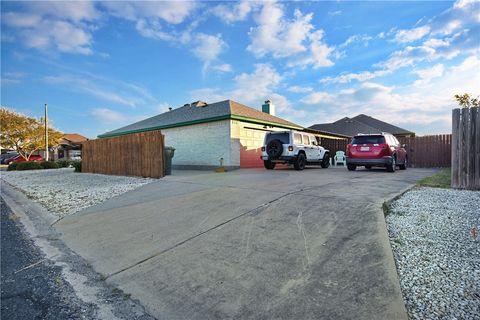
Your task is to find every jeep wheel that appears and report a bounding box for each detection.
[320,153,330,168]
[399,157,407,170]
[347,164,356,171]
[263,160,276,170]
[294,153,306,171]
[387,157,396,172]
[266,139,283,159]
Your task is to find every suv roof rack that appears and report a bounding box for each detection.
[356,132,392,136]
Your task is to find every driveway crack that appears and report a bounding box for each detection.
[106,185,325,279]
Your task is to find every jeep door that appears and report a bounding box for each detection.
[302,134,316,160]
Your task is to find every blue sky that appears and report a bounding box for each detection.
[1,1,479,138]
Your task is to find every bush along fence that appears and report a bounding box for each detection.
[321,134,452,168]
[82,130,165,179]
[451,107,480,190]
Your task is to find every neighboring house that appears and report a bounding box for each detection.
[55,133,89,160]
[309,114,415,138]
[99,99,345,169]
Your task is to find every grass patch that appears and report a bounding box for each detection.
[416,168,451,188]
[382,201,392,217]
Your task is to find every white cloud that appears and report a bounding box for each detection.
[288,30,334,69]
[394,26,430,43]
[300,91,332,105]
[288,86,313,93]
[102,1,196,24]
[340,34,373,48]
[248,3,313,58]
[3,2,100,55]
[91,108,126,123]
[323,1,479,84]
[192,33,227,62]
[230,64,283,103]
[301,55,480,134]
[190,63,299,116]
[212,1,256,23]
[44,75,142,108]
[328,10,342,16]
[320,70,389,84]
[211,63,233,73]
[1,72,27,85]
[413,64,444,85]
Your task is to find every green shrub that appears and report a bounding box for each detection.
[56,159,71,168]
[16,161,43,171]
[40,161,59,169]
[7,162,18,171]
[71,160,82,172]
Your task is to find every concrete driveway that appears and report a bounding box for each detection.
[56,167,437,320]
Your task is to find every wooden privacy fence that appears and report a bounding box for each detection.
[321,134,452,168]
[398,135,451,168]
[82,130,165,178]
[451,107,480,190]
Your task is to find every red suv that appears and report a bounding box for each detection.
[346,133,407,172]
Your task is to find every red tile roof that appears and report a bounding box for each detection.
[63,133,89,143]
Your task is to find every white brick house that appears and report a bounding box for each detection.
[99,100,341,169]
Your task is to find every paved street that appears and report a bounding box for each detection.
[56,167,437,320]
[1,198,96,320]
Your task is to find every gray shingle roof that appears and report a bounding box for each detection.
[99,100,302,137]
[351,114,415,136]
[309,115,415,137]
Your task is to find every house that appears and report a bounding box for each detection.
[99,99,345,169]
[55,133,89,160]
[309,114,415,138]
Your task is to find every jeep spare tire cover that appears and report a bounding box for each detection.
[266,139,283,159]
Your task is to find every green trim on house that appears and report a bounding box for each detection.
[97,114,302,138]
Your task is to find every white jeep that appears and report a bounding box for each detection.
[261,130,330,170]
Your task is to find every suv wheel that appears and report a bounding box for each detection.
[399,157,407,170]
[294,153,306,171]
[387,157,396,172]
[320,153,330,168]
[266,139,283,159]
[263,160,276,170]
[347,164,356,171]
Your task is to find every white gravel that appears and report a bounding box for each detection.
[386,187,480,320]
[1,168,153,217]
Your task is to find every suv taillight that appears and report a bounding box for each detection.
[288,145,294,151]
[346,144,351,156]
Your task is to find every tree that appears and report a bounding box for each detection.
[454,93,479,108]
[0,107,63,160]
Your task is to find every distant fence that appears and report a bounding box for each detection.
[321,134,452,168]
[82,130,165,178]
[451,107,480,190]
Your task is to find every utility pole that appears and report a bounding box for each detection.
[45,103,48,161]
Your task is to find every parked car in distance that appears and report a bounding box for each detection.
[261,130,330,170]
[0,152,18,164]
[346,132,407,172]
[5,154,43,164]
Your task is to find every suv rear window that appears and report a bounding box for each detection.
[351,136,385,145]
[266,132,290,144]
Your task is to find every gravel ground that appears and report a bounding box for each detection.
[1,168,152,217]
[386,187,480,320]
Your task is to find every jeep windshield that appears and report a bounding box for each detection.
[265,132,290,144]
[351,135,385,145]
